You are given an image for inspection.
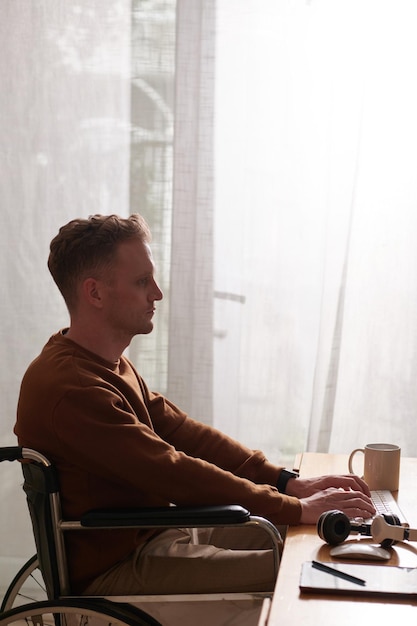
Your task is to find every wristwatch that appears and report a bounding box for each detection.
[277,469,299,493]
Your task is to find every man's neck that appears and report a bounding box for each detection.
[65,325,129,364]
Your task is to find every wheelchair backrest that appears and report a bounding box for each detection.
[22,461,66,599]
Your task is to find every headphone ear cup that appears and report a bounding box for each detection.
[379,513,401,549]
[317,510,351,545]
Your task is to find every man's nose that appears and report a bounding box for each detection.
[152,279,163,301]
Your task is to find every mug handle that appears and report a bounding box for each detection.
[348,448,365,477]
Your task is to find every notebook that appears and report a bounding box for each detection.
[300,561,417,598]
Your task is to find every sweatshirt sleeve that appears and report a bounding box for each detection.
[51,383,303,525]
[137,381,303,525]
[144,388,283,487]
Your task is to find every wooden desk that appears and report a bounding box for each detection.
[266,453,417,625]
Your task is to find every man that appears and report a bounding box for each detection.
[15,214,374,599]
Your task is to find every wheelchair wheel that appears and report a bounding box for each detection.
[0,598,162,626]
[0,555,46,611]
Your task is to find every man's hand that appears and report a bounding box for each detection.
[286,474,372,498]
[285,474,375,524]
[298,487,375,524]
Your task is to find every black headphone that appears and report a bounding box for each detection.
[317,510,406,549]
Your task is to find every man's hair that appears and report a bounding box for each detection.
[48,214,151,311]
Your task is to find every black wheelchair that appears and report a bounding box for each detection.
[0,446,282,625]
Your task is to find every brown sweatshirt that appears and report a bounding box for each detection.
[15,331,301,592]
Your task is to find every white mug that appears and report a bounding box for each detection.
[348,443,401,491]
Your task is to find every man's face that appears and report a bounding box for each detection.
[100,238,163,339]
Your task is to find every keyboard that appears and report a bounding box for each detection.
[370,490,408,527]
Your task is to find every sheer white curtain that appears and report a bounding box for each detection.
[205,0,417,463]
[0,0,132,590]
[167,0,215,423]
[170,0,417,464]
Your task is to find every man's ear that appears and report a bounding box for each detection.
[82,277,104,309]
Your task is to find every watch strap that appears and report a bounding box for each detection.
[277,468,299,493]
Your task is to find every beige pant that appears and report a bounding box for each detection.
[85,525,280,594]
[85,526,282,626]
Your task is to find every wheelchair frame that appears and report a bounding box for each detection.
[0,446,282,625]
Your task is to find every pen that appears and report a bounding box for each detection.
[312,560,366,586]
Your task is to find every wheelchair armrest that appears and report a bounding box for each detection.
[0,446,23,462]
[80,504,251,528]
